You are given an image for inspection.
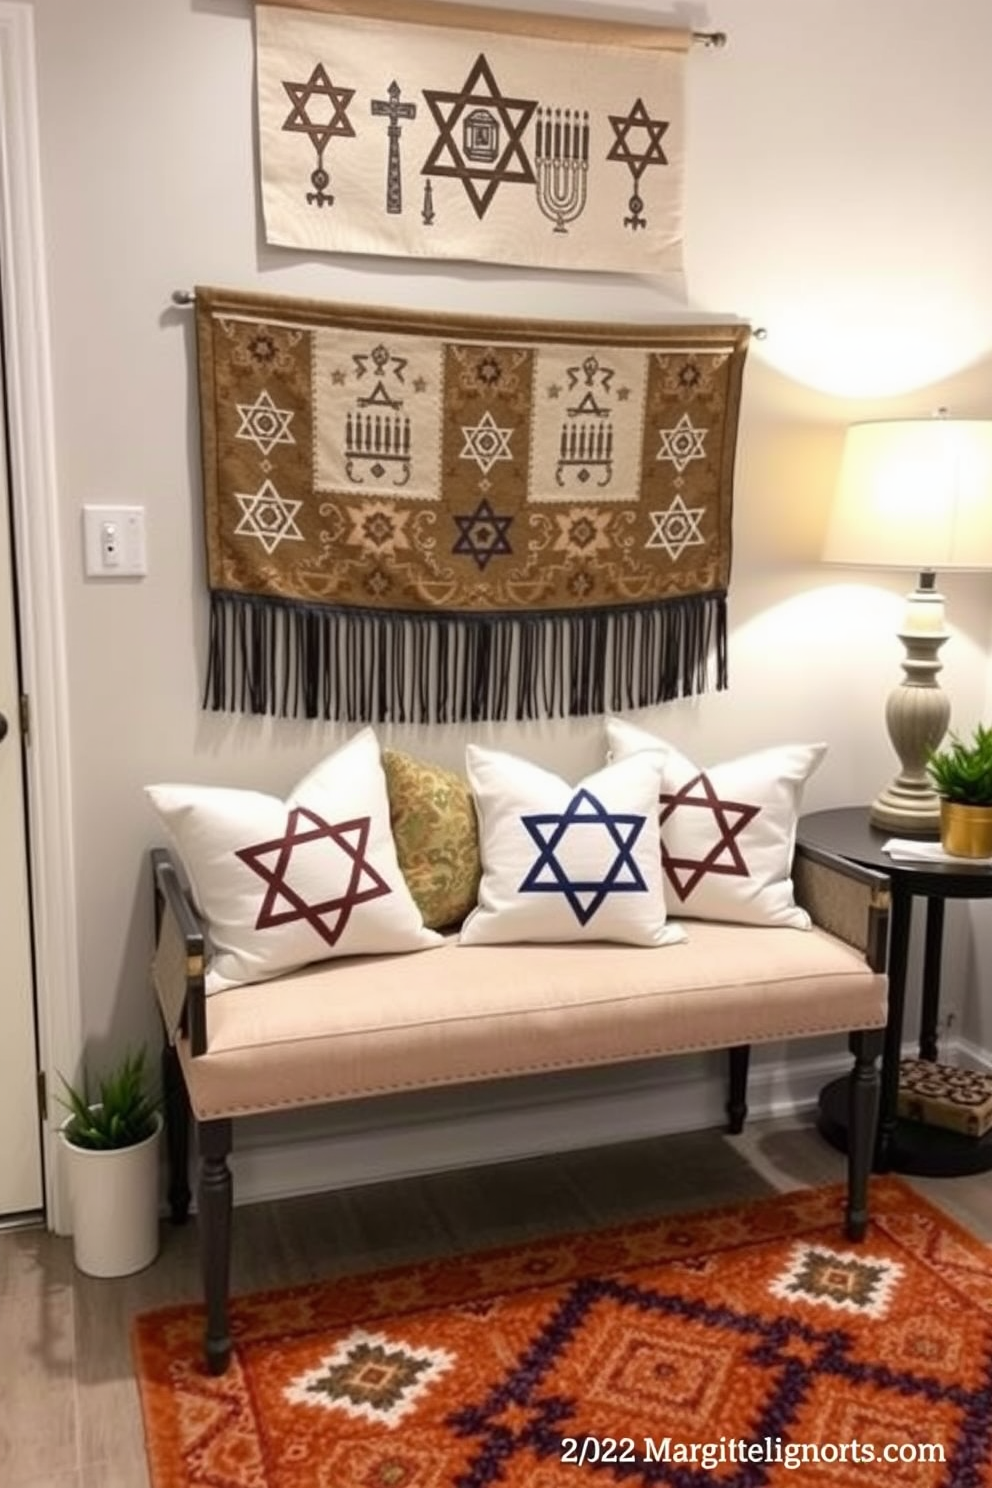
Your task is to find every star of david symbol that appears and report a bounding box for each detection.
[460,410,514,475]
[422,53,537,219]
[519,787,648,926]
[282,63,356,205]
[657,412,708,473]
[235,806,390,948]
[646,495,706,560]
[282,63,356,153]
[606,97,670,181]
[658,774,761,901]
[452,497,513,570]
[606,97,670,229]
[235,390,295,457]
[234,480,304,555]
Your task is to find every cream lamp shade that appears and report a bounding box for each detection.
[825,418,992,570]
[824,416,992,836]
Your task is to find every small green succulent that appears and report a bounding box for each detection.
[58,1047,159,1150]
[926,724,992,807]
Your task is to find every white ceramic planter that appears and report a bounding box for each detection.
[58,1110,163,1277]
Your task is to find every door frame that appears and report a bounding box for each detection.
[0,3,81,1231]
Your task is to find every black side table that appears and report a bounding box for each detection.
[797,806,992,1177]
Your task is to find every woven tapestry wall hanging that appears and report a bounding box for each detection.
[254,0,687,275]
[194,285,749,723]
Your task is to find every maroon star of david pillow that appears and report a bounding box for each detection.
[146,728,442,991]
[606,718,826,927]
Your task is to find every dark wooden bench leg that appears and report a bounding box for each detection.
[726,1045,750,1134]
[162,1041,191,1224]
[845,1028,883,1241]
[198,1118,233,1376]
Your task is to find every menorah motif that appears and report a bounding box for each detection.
[344,411,412,486]
[555,418,614,487]
[534,106,589,234]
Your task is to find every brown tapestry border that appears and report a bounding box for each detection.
[194,286,749,723]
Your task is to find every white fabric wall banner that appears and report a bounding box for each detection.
[254,0,687,275]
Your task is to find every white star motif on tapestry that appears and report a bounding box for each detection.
[235,806,390,947]
[657,412,707,474]
[519,788,648,926]
[235,390,295,457]
[234,480,304,555]
[460,410,514,475]
[646,495,705,560]
[658,774,760,901]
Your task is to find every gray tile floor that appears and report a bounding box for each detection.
[3,1114,990,1487]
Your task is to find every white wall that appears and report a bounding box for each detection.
[27,0,992,1079]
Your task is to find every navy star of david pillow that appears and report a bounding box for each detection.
[146,727,442,991]
[458,745,686,948]
[606,717,826,928]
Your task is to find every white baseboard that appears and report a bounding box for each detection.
[942,1035,992,1074]
[224,1040,851,1210]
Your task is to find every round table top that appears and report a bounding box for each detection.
[797,805,992,899]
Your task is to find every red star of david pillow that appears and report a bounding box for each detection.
[146,728,442,991]
[458,745,687,948]
[606,718,826,928]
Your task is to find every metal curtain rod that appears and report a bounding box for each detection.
[171,291,764,335]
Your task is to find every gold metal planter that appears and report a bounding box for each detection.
[939,800,992,858]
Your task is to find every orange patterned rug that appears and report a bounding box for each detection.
[134,1177,992,1487]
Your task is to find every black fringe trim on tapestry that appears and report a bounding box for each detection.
[203,592,728,724]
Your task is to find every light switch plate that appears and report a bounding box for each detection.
[82,505,147,578]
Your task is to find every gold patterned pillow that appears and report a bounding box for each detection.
[382,750,482,930]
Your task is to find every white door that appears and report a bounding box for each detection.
[0,403,43,1217]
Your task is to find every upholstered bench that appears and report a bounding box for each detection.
[151,837,888,1376]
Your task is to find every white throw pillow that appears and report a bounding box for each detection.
[606,717,826,928]
[459,745,686,948]
[146,728,442,991]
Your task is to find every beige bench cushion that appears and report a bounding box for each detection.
[177,923,886,1120]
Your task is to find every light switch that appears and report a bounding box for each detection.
[82,505,147,578]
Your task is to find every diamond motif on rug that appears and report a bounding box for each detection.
[770,1242,905,1318]
[584,1325,739,1425]
[284,1328,455,1427]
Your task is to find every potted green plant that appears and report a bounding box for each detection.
[926,723,992,857]
[57,1047,163,1277]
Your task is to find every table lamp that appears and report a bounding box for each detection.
[823,415,992,836]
